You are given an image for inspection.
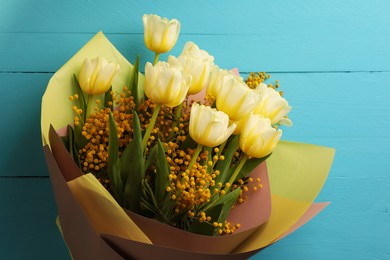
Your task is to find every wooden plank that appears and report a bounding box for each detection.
[0,73,52,176]
[0,178,69,259]
[260,72,390,140]
[259,176,390,259]
[1,28,390,72]
[1,1,390,71]
[1,0,389,36]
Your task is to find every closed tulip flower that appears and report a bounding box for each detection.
[143,14,180,54]
[170,42,214,95]
[180,41,214,61]
[189,103,236,147]
[254,83,292,126]
[239,114,282,158]
[216,77,261,121]
[78,57,120,95]
[206,66,237,99]
[144,59,190,108]
[230,116,247,135]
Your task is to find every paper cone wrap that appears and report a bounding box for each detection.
[41,32,335,259]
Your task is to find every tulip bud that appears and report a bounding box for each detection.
[254,83,292,126]
[170,42,214,95]
[179,42,214,60]
[239,114,282,158]
[230,116,247,135]
[189,103,236,147]
[216,77,261,121]
[206,66,238,99]
[78,57,120,95]
[143,14,180,54]
[144,59,190,107]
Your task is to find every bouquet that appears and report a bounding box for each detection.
[41,14,335,259]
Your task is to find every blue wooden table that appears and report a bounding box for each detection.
[1,1,389,259]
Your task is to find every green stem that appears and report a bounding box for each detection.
[224,154,249,193]
[216,140,227,158]
[153,53,160,65]
[187,143,203,171]
[142,103,162,151]
[86,94,94,118]
[169,103,183,139]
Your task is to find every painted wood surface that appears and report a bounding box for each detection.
[0,0,389,259]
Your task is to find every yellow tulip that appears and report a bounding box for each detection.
[144,59,190,107]
[206,66,238,99]
[78,57,120,95]
[254,83,292,126]
[143,14,180,54]
[230,116,246,135]
[189,103,236,147]
[216,77,261,121]
[239,114,282,158]
[170,42,214,95]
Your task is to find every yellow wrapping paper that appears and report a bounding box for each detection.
[235,141,335,252]
[41,32,144,146]
[67,173,152,244]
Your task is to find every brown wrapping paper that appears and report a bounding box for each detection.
[45,125,265,259]
[45,125,331,259]
[44,146,123,259]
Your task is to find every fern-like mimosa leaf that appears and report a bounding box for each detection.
[188,204,223,236]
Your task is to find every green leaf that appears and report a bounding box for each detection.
[104,86,113,110]
[195,188,241,235]
[145,144,158,171]
[140,179,172,224]
[236,154,271,180]
[66,125,80,168]
[140,179,160,215]
[123,111,144,212]
[60,135,70,152]
[154,140,170,204]
[214,135,239,184]
[187,204,223,236]
[73,123,88,150]
[108,112,123,205]
[70,74,88,149]
[129,55,140,109]
[154,140,176,217]
[214,188,241,235]
[72,74,87,122]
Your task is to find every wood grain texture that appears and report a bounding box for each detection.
[0,179,68,259]
[0,0,389,259]
[1,29,389,72]
[0,73,52,176]
[1,0,390,72]
[1,0,389,36]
